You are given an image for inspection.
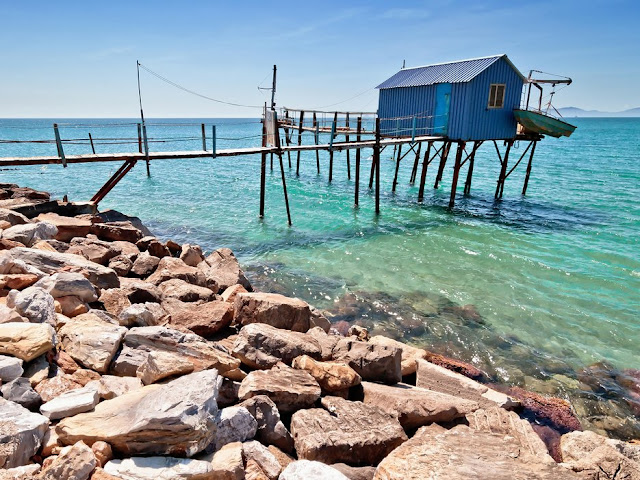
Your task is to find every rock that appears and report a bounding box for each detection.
[69,368,101,386]
[368,336,427,376]
[168,301,233,337]
[347,325,369,341]
[331,464,376,480]
[108,240,140,261]
[35,213,92,242]
[416,359,519,409]
[373,423,578,480]
[198,248,251,292]
[40,386,100,420]
[119,325,241,378]
[104,456,215,479]
[41,425,62,456]
[0,273,39,289]
[58,315,127,373]
[34,272,98,303]
[423,350,488,381]
[118,302,166,327]
[208,442,244,480]
[307,327,341,360]
[291,396,407,466]
[239,395,294,453]
[560,430,640,477]
[91,441,113,468]
[0,397,49,468]
[8,287,56,324]
[90,221,143,243]
[292,355,361,393]
[108,345,148,377]
[0,208,30,226]
[136,350,195,385]
[212,406,257,451]
[57,369,220,456]
[67,237,118,265]
[99,288,131,316]
[136,236,156,251]
[0,322,55,362]
[180,244,204,267]
[0,238,26,251]
[2,222,57,247]
[220,284,247,303]
[56,296,89,318]
[118,278,162,303]
[0,304,28,324]
[267,445,293,470]
[0,464,42,479]
[1,377,42,410]
[159,278,215,302]
[33,239,69,253]
[54,350,81,373]
[0,354,23,382]
[280,461,349,480]
[242,440,282,480]
[84,375,143,400]
[35,374,82,402]
[235,292,322,332]
[147,257,206,287]
[331,338,401,384]
[239,365,321,413]
[233,324,322,369]
[147,240,171,258]
[7,248,119,290]
[108,255,132,276]
[35,441,96,480]
[217,378,241,408]
[89,467,120,480]
[130,251,160,277]
[244,458,269,480]
[166,240,182,254]
[507,386,582,433]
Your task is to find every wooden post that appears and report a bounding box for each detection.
[392,144,402,193]
[53,124,66,168]
[449,142,465,209]
[355,117,362,207]
[313,112,320,174]
[495,141,513,199]
[522,141,537,195]
[345,113,351,180]
[272,112,291,225]
[259,120,267,218]
[137,123,143,153]
[417,141,432,202]
[284,110,292,168]
[296,111,304,176]
[211,125,216,158]
[201,123,206,151]
[434,141,450,188]
[374,117,381,215]
[142,124,150,177]
[88,133,96,154]
[409,142,421,184]
[464,141,480,195]
[329,112,337,183]
[270,153,273,171]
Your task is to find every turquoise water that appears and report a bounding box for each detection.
[1,118,639,437]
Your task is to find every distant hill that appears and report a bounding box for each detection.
[558,107,640,117]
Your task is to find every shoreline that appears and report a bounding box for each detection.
[0,183,638,478]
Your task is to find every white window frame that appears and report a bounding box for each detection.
[488,83,506,109]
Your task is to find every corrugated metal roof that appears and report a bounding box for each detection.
[377,54,523,89]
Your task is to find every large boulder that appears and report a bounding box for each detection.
[238,364,321,413]
[0,322,55,362]
[35,374,82,402]
[34,272,98,303]
[368,336,427,376]
[242,440,282,480]
[0,397,49,468]
[104,456,215,479]
[7,248,119,289]
[58,315,127,373]
[118,278,162,303]
[280,461,349,480]
[233,292,318,332]
[159,278,215,302]
[90,221,143,243]
[136,350,195,385]
[130,251,160,277]
[147,257,207,287]
[331,338,401,384]
[168,301,234,337]
[239,395,294,453]
[35,213,92,242]
[7,287,56,324]
[56,369,220,456]
[180,244,204,267]
[232,324,322,369]
[197,248,251,292]
[1,222,57,247]
[118,302,167,328]
[35,440,96,480]
[291,396,407,466]
[292,355,361,393]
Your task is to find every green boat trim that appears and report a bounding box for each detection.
[514,109,577,138]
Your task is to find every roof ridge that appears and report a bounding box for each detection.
[400,54,505,71]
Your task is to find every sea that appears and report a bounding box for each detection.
[1,117,638,438]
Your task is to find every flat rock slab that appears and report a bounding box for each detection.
[372,424,579,480]
[168,301,234,337]
[34,272,98,303]
[0,397,49,468]
[0,322,55,362]
[331,338,401,384]
[234,292,313,332]
[104,457,215,479]
[233,323,322,369]
[362,381,479,430]
[239,365,321,413]
[56,369,220,457]
[291,396,407,466]
[40,386,100,420]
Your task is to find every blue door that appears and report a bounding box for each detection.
[433,83,451,136]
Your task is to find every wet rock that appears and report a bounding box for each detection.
[57,369,220,456]
[118,302,166,327]
[331,337,401,384]
[208,441,244,480]
[291,396,407,466]
[8,286,56,324]
[2,222,57,247]
[233,324,322,369]
[1,377,42,410]
[159,278,215,302]
[84,375,143,400]
[130,251,160,277]
[198,248,251,292]
[35,374,82,402]
[58,315,126,373]
[221,284,247,303]
[507,386,582,433]
[0,397,49,468]
[179,244,204,267]
[91,221,143,243]
[368,335,427,376]
[118,278,162,303]
[168,301,234,337]
[242,440,282,480]
[40,386,100,420]
[7,247,119,289]
[55,296,89,318]
[108,255,132,276]
[239,395,294,453]
[0,322,55,362]
[99,288,131,317]
[147,257,207,287]
[35,213,92,242]
[362,381,478,430]
[416,359,519,409]
[0,354,23,382]
[136,350,194,385]
[292,355,361,393]
[307,326,341,360]
[239,364,321,413]
[212,406,258,451]
[423,350,488,381]
[280,461,349,480]
[104,456,215,479]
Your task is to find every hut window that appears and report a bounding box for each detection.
[488,84,506,109]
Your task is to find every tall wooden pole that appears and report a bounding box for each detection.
[345,113,351,180]
[355,117,362,207]
[374,117,381,215]
[296,111,304,176]
[464,141,480,195]
[417,141,432,202]
[259,112,267,218]
[522,141,537,195]
[434,142,450,188]
[392,144,402,192]
[313,112,320,174]
[410,142,421,184]
[449,142,465,209]
[495,140,513,199]
[136,61,150,177]
[329,112,337,183]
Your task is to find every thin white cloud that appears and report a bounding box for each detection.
[379,8,430,20]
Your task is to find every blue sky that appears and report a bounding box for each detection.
[1,0,638,117]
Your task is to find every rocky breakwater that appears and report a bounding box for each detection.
[0,185,639,479]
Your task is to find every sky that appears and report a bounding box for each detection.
[1,0,638,118]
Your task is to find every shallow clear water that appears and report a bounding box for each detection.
[1,117,638,437]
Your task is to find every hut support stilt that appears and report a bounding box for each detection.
[464,141,482,195]
[434,142,451,188]
[522,141,537,195]
[409,142,422,184]
[417,141,433,202]
[296,111,304,176]
[374,118,381,215]
[449,141,466,209]
[495,140,513,199]
[345,113,351,180]
[313,112,320,174]
[392,144,402,193]
[355,117,362,207]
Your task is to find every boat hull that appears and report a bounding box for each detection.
[513,109,577,138]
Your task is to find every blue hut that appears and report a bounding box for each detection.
[376,54,526,141]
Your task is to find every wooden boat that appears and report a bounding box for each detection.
[513,109,577,138]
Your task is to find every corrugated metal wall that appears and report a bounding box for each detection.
[378,85,436,137]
